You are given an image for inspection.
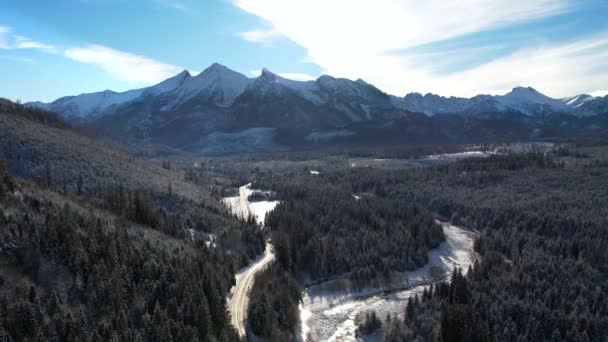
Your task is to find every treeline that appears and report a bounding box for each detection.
[336,151,608,340]
[0,98,73,131]
[264,184,444,281]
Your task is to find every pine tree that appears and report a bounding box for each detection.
[44,162,52,188]
[77,174,83,196]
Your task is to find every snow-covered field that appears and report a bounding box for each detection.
[422,150,491,162]
[299,221,478,342]
[222,183,280,226]
[249,200,280,226]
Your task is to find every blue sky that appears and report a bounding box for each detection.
[1,0,607,102]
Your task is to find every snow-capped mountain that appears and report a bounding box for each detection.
[162,63,252,110]
[25,63,608,154]
[495,86,571,115]
[28,63,252,120]
[30,64,608,122]
[393,87,605,117]
[561,94,608,117]
[227,68,403,131]
[561,94,594,108]
[28,88,147,120]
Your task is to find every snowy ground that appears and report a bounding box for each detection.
[222,183,280,226]
[422,151,491,162]
[299,221,478,342]
[249,200,280,226]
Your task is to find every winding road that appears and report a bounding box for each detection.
[225,183,277,338]
[229,244,275,337]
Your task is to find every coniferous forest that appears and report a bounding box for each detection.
[2,99,608,341]
[337,152,608,341]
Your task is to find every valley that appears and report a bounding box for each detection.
[1,99,608,342]
[3,2,608,341]
[299,220,478,341]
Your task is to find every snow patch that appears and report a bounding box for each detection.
[306,130,356,142]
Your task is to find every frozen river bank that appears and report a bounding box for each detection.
[299,221,478,342]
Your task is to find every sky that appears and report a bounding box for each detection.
[1,0,607,102]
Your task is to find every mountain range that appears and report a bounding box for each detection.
[27,63,608,154]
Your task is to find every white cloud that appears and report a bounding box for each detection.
[590,90,608,97]
[232,0,608,97]
[13,35,57,53]
[0,27,56,53]
[277,72,316,81]
[236,29,282,45]
[249,69,316,81]
[421,34,608,97]
[0,26,9,49]
[65,44,184,84]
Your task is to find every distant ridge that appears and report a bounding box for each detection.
[23,64,608,154]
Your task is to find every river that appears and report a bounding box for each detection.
[299,221,478,342]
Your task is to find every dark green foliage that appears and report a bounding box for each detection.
[264,184,444,280]
[0,183,244,341]
[0,154,265,342]
[247,264,301,340]
[369,152,608,341]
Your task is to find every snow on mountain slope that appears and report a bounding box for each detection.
[249,68,322,103]
[561,94,594,108]
[144,70,191,96]
[392,92,470,115]
[395,87,583,117]
[173,63,252,108]
[494,86,570,115]
[28,63,253,117]
[34,88,147,119]
[573,95,608,116]
[27,63,606,124]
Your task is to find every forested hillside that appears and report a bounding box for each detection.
[333,152,608,341]
[0,100,267,341]
[246,176,444,340]
[0,165,245,341]
[0,99,201,200]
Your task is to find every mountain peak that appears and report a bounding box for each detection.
[510,86,539,94]
[176,70,191,78]
[260,68,277,77]
[355,78,369,85]
[199,63,233,77]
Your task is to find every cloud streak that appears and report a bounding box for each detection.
[64,44,185,84]
[236,29,282,45]
[0,26,57,53]
[232,0,608,97]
